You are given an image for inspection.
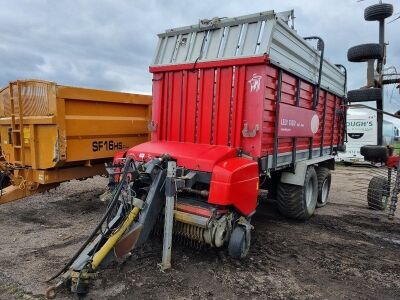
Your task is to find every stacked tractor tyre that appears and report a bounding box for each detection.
[347,3,393,104]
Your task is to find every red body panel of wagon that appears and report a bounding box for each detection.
[123,11,346,216]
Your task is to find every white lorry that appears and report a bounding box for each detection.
[338,107,397,163]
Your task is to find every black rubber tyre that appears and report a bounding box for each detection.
[264,172,280,200]
[316,167,331,208]
[367,176,389,210]
[364,3,393,21]
[347,43,383,62]
[347,88,382,103]
[0,172,10,189]
[360,145,388,163]
[277,166,318,220]
[228,226,250,259]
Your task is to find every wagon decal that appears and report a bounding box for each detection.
[248,73,262,92]
[278,103,319,137]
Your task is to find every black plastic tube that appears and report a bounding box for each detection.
[304,36,325,109]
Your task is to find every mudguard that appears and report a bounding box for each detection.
[208,157,259,216]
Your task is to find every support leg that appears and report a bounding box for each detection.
[160,161,176,270]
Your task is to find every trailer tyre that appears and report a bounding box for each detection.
[360,145,388,162]
[347,88,382,103]
[347,43,383,62]
[277,166,318,220]
[367,176,389,210]
[228,226,250,259]
[364,3,393,21]
[316,167,331,208]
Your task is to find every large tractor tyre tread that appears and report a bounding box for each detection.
[347,43,383,62]
[367,176,389,210]
[360,145,388,163]
[277,167,318,220]
[316,167,331,208]
[364,3,394,21]
[347,88,382,103]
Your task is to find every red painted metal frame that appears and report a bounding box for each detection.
[126,141,236,172]
[149,55,345,159]
[386,155,400,169]
[123,54,345,216]
[149,55,269,73]
[209,157,259,216]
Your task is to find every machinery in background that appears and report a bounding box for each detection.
[0,80,151,204]
[337,107,398,163]
[346,2,399,218]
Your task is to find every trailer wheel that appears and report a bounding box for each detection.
[360,145,388,163]
[364,3,393,21]
[367,176,389,210]
[228,226,250,259]
[316,167,331,208]
[277,166,318,220]
[347,88,382,103]
[347,43,383,62]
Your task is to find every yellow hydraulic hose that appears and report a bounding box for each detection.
[91,206,140,270]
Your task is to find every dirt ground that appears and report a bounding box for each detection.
[0,166,399,300]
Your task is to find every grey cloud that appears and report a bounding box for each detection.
[0,0,398,113]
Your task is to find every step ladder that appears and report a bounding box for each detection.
[9,81,25,166]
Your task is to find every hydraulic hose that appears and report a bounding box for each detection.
[47,157,133,282]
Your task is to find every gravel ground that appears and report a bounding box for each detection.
[0,166,399,300]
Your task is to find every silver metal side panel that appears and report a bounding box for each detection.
[269,19,345,96]
[152,11,277,66]
[151,10,345,96]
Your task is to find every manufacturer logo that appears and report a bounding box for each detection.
[311,114,320,134]
[248,73,262,92]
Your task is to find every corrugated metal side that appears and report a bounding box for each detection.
[261,63,345,158]
[150,57,345,165]
[153,11,276,66]
[268,19,345,97]
[262,65,316,154]
[152,65,248,148]
[152,11,345,97]
[0,82,51,117]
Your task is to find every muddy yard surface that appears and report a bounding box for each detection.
[0,166,400,300]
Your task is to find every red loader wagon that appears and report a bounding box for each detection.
[126,10,346,255]
[48,10,347,297]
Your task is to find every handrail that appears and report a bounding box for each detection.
[304,36,325,109]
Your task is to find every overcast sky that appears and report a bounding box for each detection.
[0,0,399,114]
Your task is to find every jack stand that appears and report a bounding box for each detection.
[160,160,176,270]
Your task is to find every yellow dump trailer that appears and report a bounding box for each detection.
[0,80,151,204]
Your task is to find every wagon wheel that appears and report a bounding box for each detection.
[347,43,383,62]
[360,145,388,163]
[316,167,331,208]
[364,3,393,21]
[367,176,389,210]
[347,88,382,103]
[228,226,251,259]
[277,166,318,220]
